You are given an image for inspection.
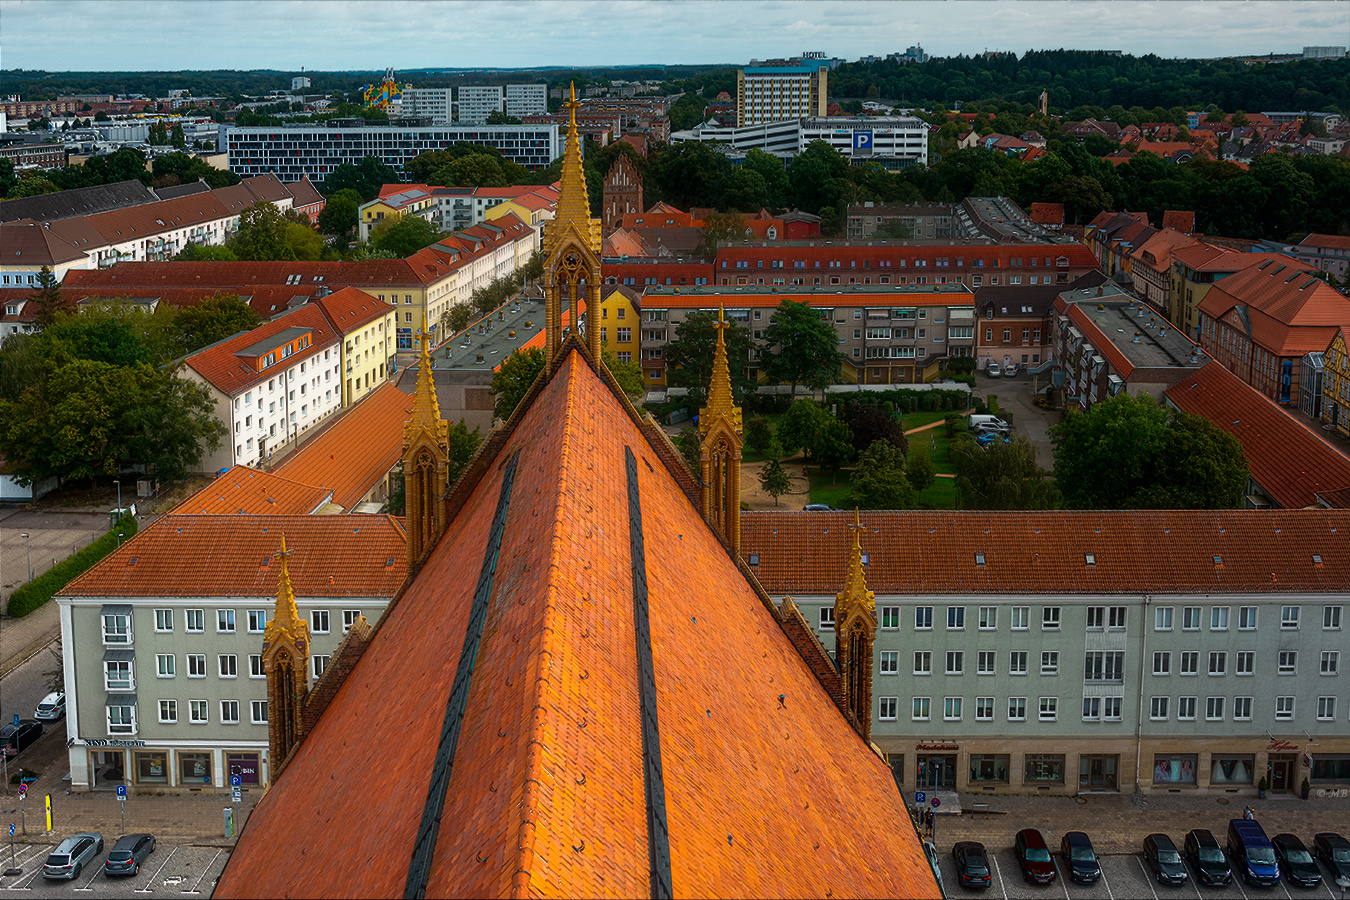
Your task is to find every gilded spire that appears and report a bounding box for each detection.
[543,82,600,259]
[835,509,875,619]
[263,533,308,650]
[699,305,742,438]
[406,316,447,441]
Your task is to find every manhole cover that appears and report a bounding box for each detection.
[1216,797,1230,805]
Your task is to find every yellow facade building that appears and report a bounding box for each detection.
[1322,327,1350,438]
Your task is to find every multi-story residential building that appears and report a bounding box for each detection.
[1052,281,1207,410]
[1255,233,1350,283]
[223,122,560,183]
[975,273,1107,374]
[737,64,828,125]
[744,508,1350,796]
[1127,227,1200,314]
[595,286,640,365]
[503,83,547,119]
[637,283,977,388]
[1197,257,1350,406]
[0,142,68,170]
[1167,245,1309,339]
[602,257,712,292]
[456,85,504,124]
[672,115,929,167]
[847,203,955,240]
[357,187,438,242]
[0,180,158,225]
[56,514,406,791]
[399,88,453,125]
[423,183,559,233]
[1084,210,1155,278]
[309,287,399,406]
[1322,327,1350,438]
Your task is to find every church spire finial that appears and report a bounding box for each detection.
[699,306,744,554]
[262,532,310,777]
[543,81,602,363]
[408,315,442,434]
[701,305,740,431]
[834,509,877,743]
[403,315,451,573]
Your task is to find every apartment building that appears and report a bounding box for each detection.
[309,287,399,406]
[673,115,929,167]
[357,187,437,242]
[744,508,1350,796]
[1167,246,1309,340]
[456,85,504,124]
[1323,328,1350,439]
[399,88,453,125]
[737,65,828,126]
[847,204,955,240]
[503,83,547,119]
[975,274,1108,374]
[56,515,406,791]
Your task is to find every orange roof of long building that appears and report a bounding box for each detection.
[170,465,332,516]
[216,346,939,899]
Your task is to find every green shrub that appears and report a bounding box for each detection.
[6,514,138,617]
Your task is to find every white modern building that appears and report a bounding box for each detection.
[457,85,504,124]
[737,65,828,126]
[671,115,930,167]
[400,88,453,125]
[504,83,548,119]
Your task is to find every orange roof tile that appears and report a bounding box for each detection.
[169,465,332,516]
[183,303,336,396]
[1197,259,1350,355]
[217,347,939,900]
[1165,362,1350,508]
[309,285,391,335]
[273,383,414,511]
[59,514,407,598]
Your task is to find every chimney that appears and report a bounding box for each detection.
[1097,286,1104,296]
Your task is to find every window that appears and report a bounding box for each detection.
[1317,696,1336,721]
[1233,696,1252,720]
[819,606,835,630]
[155,609,173,632]
[1210,606,1230,630]
[1208,651,1227,676]
[108,705,136,736]
[1087,606,1104,629]
[1082,697,1100,720]
[943,697,963,721]
[1236,651,1255,674]
[217,609,236,633]
[310,610,330,633]
[1321,651,1340,675]
[156,654,175,678]
[913,651,932,675]
[249,654,264,678]
[1238,606,1258,630]
[247,609,269,633]
[183,700,210,725]
[1009,651,1028,675]
[102,613,132,645]
[1153,651,1171,675]
[105,660,133,690]
[880,606,899,629]
[186,609,204,633]
[977,651,996,675]
[342,610,362,633]
[914,606,933,630]
[1038,697,1058,721]
[1084,651,1124,682]
[910,697,929,720]
[1040,651,1058,675]
[879,651,898,675]
[1041,606,1061,630]
[1275,696,1295,720]
[312,655,330,679]
[1278,651,1297,674]
[1010,606,1029,630]
[1154,606,1174,631]
[1206,697,1225,721]
[1177,696,1197,720]
[978,606,997,630]
[976,697,995,721]
[187,654,206,677]
[945,651,964,675]
[159,700,177,724]
[219,654,238,678]
[1180,651,1198,675]
[1281,605,1300,629]
[946,606,965,630]
[1324,605,1343,630]
[1008,697,1027,721]
[221,700,240,725]
[251,700,269,724]
[1182,606,1201,630]
[1150,696,1169,720]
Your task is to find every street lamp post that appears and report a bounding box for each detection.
[114,479,122,514]
[19,533,31,583]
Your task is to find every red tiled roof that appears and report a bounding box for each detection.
[272,383,413,511]
[183,303,336,396]
[218,347,939,900]
[309,286,391,335]
[1029,202,1064,225]
[1161,210,1195,233]
[1165,362,1350,508]
[743,507,1350,595]
[1197,259,1350,354]
[59,514,407,598]
[169,465,332,516]
[0,221,87,266]
[1301,233,1350,251]
[61,258,443,291]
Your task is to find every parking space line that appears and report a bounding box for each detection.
[1184,863,1203,900]
[72,860,101,891]
[182,849,220,895]
[0,844,49,881]
[135,845,177,894]
[5,862,46,890]
[1136,857,1162,900]
[1233,871,1249,900]
[1053,858,1071,900]
[991,853,1010,900]
[1098,862,1114,900]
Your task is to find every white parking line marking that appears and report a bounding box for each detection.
[72,859,101,891]
[1054,857,1071,900]
[182,849,220,895]
[1232,869,1250,900]
[1137,856,1162,900]
[8,862,45,890]
[137,845,178,893]
[992,853,1010,900]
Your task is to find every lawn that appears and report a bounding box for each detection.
[901,410,953,431]
[916,475,958,509]
[808,470,854,509]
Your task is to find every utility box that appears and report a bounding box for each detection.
[224,807,234,838]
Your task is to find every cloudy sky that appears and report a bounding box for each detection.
[1,0,1346,71]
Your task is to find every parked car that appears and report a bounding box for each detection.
[0,719,43,759]
[1313,833,1350,888]
[1228,818,1281,887]
[986,363,1002,377]
[1004,363,1020,377]
[43,833,104,880]
[1060,831,1101,884]
[803,503,836,511]
[953,841,992,889]
[1014,828,1057,884]
[34,691,66,721]
[1273,833,1322,888]
[104,833,155,877]
[968,414,1009,431]
[1143,833,1189,885]
[1184,828,1232,886]
[976,431,1011,446]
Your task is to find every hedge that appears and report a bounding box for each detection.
[6,514,138,617]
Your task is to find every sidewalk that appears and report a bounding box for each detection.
[0,603,59,679]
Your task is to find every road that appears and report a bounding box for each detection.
[0,840,228,897]
[0,642,62,776]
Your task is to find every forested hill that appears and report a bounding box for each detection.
[829,50,1349,115]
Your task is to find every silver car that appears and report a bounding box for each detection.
[34,691,66,721]
[43,832,104,880]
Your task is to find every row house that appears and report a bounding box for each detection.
[1052,281,1207,410]
[357,187,437,243]
[1196,258,1350,407]
[602,257,713,291]
[1083,210,1154,278]
[1128,227,1201,316]
[1256,233,1350,283]
[975,273,1107,374]
[403,184,559,234]
[1167,245,1310,340]
[636,283,977,388]
[309,287,399,406]
[1321,328,1350,439]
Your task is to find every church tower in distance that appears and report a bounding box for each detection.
[699,307,743,554]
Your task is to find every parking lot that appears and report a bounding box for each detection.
[938,847,1347,900]
[0,842,227,896]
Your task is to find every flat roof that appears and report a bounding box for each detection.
[427,292,548,373]
[1061,283,1204,371]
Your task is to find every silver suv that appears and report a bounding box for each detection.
[35,691,66,721]
[43,833,104,880]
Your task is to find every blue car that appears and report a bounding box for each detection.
[976,431,1011,446]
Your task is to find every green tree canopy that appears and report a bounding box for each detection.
[228,201,295,261]
[490,346,546,421]
[952,433,1061,509]
[850,438,915,509]
[174,243,238,262]
[370,215,442,258]
[775,398,832,458]
[174,294,262,355]
[321,155,399,201]
[662,311,755,409]
[846,405,908,458]
[317,188,363,237]
[761,299,844,396]
[759,457,791,506]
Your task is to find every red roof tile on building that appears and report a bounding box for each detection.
[1197,259,1350,355]
[1165,362,1350,508]
[1301,233,1350,252]
[183,302,336,396]
[1161,210,1195,233]
[309,285,390,335]
[1029,202,1064,225]
[170,465,332,516]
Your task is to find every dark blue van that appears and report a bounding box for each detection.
[1228,818,1281,887]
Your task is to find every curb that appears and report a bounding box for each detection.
[0,623,61,679]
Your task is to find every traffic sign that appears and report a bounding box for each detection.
[7,825,12,836]
[914,791,926,804]
[231,786,242,803]
[10,715,16,728]
[116,785,127,798]
[230,775,242,787]
[16,785,24,798]
[930,796,941,808]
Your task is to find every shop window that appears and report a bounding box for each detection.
[180,752,212,785]
[1024,753,1065,784]
[135,751,169,784]
[1310,755,1350,782]
[1153,754,1197,785]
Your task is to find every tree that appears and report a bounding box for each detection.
[741,148,789,208]
[370,215,442,258]
[322,155,399,201]
[662,311,755,409]
[174,243,238,261]
[446,417,483,486]
[744,413,773,455]
[317,188,362,238]
[170,123,187,149]
[811,416,855,480]
[761,299,844,397]
[676,424,702,473]
[601,347,645,400]
[850,439,914,509]
[846,405,908,458]
[721,168,770,214]
[123,367,226,482]
[776,398,831,458]
[485,110,522,125]
[0,159,17,199]
[952,434,1060,509]
[148,122,169,146]
[174,294,261,354]
[490,346,545,421]
[695,211,748,256]
[28,266,64,327]
[759,457,791,506]
[788,140,850,214]
[229,201,294,261]
[441,303,473,337]
[284,222,326,261]
[1050,392,1247,508]
[8,174,61,198]
[906,445,936,492]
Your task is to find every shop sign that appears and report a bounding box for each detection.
[82,738,146,747]
[916,743,959,751]
[1267,739,1299,752]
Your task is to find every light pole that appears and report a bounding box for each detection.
[116,533,124,548]
[113,479,122,513]
[19,533,31,583]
